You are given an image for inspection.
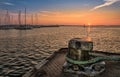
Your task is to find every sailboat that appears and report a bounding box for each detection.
[15,8,32,30]
[0,10,11,30]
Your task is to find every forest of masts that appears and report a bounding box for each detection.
[0,8,39,26]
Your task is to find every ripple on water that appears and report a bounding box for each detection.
[0,26,119,77]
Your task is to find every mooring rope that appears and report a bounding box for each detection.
[66,54,120,65]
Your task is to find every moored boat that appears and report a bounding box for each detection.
[23,38,120,77]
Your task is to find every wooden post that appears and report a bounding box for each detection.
[68,38,93,61]
[81,50,90,61]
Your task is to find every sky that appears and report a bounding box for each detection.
[0,0,120,25]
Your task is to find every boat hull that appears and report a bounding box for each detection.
[23,48,120,77]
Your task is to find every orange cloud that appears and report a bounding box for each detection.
[0,9,120,25]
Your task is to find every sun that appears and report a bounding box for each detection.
[88,23,91,25]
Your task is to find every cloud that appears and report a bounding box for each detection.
[91,0,120,11]
[39,11,61,16]
[2,2,14,6]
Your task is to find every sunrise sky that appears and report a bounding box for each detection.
[0,0,120,25]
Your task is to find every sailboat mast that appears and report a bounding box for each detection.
[11,15,13,25]
[18,10,21,25]
[5,10,8,25]
[7,10,10,25]
[35,13,38,25]
[8,11,10,25]
[0,12,2,26]
[6,10,8,25]
[25,8,26,26]
[0,17,1,26]
[4,10,10,26]
[31,14,33,25]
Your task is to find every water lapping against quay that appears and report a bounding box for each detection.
[0,26,120,77]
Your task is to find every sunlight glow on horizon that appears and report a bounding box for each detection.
[0,9,120,25]
[0,0,120,25]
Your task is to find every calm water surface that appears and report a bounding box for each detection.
[0,26,120,77]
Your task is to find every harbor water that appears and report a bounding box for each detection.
[0,26,120,77]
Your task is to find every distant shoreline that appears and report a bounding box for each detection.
[0,25,119,30]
